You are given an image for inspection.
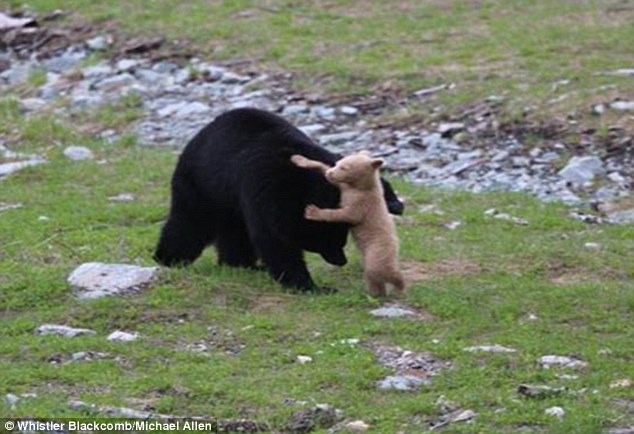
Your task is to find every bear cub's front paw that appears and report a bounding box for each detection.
[305,204,321,220]
[291,154,311,168]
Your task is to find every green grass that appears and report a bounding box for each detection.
[2,1,634,432]
[1,103,633,432]
[7,0,634,128]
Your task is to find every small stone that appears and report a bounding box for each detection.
[451,409,477,423]
[344,420,370,432]
[443,220,462,230]
[558,156,604,185]
[86,35,111,51]
[611,101,634,111]
[116,59,140,72]
[282,104,310,116]
[68,262,159,299]
[377,375,426,391]
[484,208,529,225]
[82,64,114,79]
[584,242,601,249]
[370,306,417,318]
[463,345,517,354]
[606,208,634,225]
[107,330,138,342]
[438,122,465,137]
[320,131,359,146]
[0,202,22,212]
[296,355,313,364]
[96,73,137,91]
[299,124,326,136]
[108,193,135,202]
[63,146,94,161]
[340,338,360,345]
[610,378,632,389]
[20,98,47,112]
[0,158,47,179]
[539,355,588,369]
[518,384,566,398]
[72,351,89,361]
[312,106,336,119]
[545,406,565,418]
[592,104,606,115]
[43,51,85,73]
[339,106,359,116]
[36,324,96,337]
[5,393,20,406]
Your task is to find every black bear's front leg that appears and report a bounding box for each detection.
[254,235,317,291]
[216,217,258,269]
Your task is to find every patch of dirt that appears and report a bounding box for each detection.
[401,259,481,283]
[546,263,624,285]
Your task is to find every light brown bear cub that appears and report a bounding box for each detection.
[291,152,405,297]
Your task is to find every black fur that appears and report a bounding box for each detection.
[154,108,404,291]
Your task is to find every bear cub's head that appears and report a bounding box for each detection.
[326,152,384,190]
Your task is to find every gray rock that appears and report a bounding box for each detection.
[68,262,159,299]
[518,384,566,398]
[153,61,180,74]
[313,106,336,119]
[544,406,565,418]
[20,98,47,112]
[438,122,465,137]
[42,50,85,73]
[539,355,588,369]
[135,68,168,85]
[63,146,94,161]
[116,59,140,72]
[220,71,250,84]
[370,305,417,318]
[157,101,210,118]
[558,156,604,185]
[282,104,310,116]
[107,330,139,342]
[0,158,47,179]
[1,63,34,85]
[592,103,606,115]
[96,73,137,91]
[108,193,135,202]
[611,101,634,111]
[173,68,191,84]
[86,35,111,51]
[36,324,96,337]
[299,124,326,136]
[339,105,359,116]
[5,393,20,406]
[606,208,634,224]
[463,345,517,354]
[319,131,359,146]
[377,375,426,391]
[0,202,22,212]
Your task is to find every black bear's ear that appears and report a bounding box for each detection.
[371,159,384,169]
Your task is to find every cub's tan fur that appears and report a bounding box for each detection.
[291,152,405,297]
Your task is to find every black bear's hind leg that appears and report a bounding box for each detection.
[154,211,215,267]
[216,219,258,269]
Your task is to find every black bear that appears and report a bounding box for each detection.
[154,108,404,291]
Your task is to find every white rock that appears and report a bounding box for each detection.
[319,131,359,146]
[370,306,417,318]
[68,262,159,299]
[107,330,139,342]
[5,393,20,406]
[0,202,22,212]
[584,242,601,249]
[340,106,359,116]
[339,338,360,345]
[463,345,517,354]
[83,64,114,79]
[377,375,425,391]
[296,355,313,364]
[545,406,565,418]
[0,158,47,179]
[451,409,477,423]
[539,355,588,369]
[345,420,370,432]
[36,324,96,337]
[443,220,462,230]
[438,122,465,136]
[116,59,140,72]
[86,35,111,51]
[108,193,135,202]
[611,101,634,111]
[299,124,326,136]
[63,146,94,161]
[558,156,604,185]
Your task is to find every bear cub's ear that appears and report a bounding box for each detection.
[371,159,384,169]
